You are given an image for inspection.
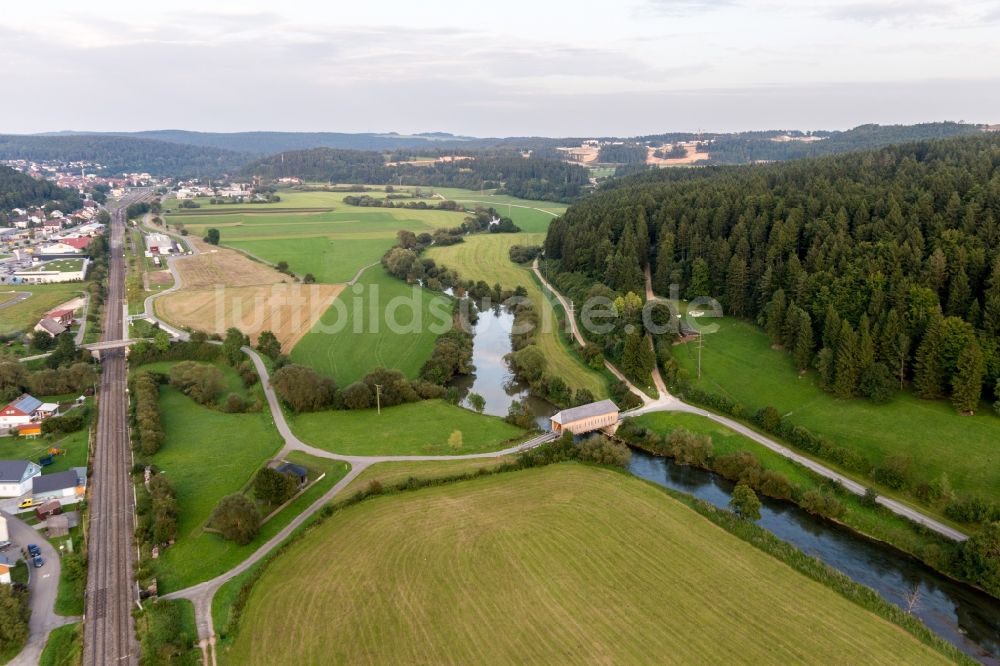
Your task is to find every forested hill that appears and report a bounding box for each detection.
[702,122,981,164]
[242,149,590,202]
[0,164,78,213]
[545,133,1000,409]
[0,135,248,177]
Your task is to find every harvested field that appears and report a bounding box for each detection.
[148,270,173,285]
[173,241,285,289]
[157,283,342,352]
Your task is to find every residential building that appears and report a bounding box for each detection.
[34,318,67,336]
[549,400,620,435]
[32,468,86,502]
[0,460,42,497]
[0,394,42,430]
[0,555,11,584]
[47,308,75,326]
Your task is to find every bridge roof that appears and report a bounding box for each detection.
[551,399,619,425]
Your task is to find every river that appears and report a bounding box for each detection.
[452,296,1000,663]
[630,448,1000,665]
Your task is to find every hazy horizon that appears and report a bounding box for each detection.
[2,0,998,136]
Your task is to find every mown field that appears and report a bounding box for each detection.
[0,283,85,334]
[289,267,450,384]
[672,317,1000,507]
[221,464,952,665]
[289,398,526,457]
[426,234,608,398]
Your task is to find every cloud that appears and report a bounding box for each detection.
[644,0,737,16]
[823,1,957,25]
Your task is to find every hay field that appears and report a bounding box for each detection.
[156,242,342,351]
[222,464,952,665]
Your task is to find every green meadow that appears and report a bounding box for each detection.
[671,316,1000,507]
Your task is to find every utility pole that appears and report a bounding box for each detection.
[374,384,382,415]
[697,332,704,379]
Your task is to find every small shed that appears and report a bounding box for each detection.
[550,399,620,435]
[47,511,79,537]
[35,499,62,521]
[275,462,308,487]
[17,424,41,438]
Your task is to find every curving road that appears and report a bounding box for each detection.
[161,345,556,664]
[4,511,79,666]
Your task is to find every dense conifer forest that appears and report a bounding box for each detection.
[545,134,1000,410]
[243,149,590,202]
[0,164,79,213]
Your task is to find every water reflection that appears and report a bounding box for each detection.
[629,448,1000,665]
[449,304,556,430]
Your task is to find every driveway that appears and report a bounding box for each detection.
[3,510,78,666]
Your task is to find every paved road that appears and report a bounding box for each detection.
[619,265,969,542]
[4,511,79,666]
[160,345,557,665]
[83,190,151,666]
[531,258,653,405]
[0,290,31,310]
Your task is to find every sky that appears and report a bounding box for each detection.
[1,0,998,136]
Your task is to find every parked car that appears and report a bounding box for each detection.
[18,498,35,509]
[27,544,40,557]
[32,555,43,568]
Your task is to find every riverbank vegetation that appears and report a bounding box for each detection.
[217,463,961,665]
[545,133,1000,527]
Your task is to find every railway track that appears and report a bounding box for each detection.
[83,191,149,666]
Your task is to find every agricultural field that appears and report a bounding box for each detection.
[672,317,1000,507]
[289,267,448,384]
[0,283,85,334]
[289,399,525,456]
[341,456,517,494]
[221,464,951,665]
[426,234,608,398]
[154,240,342,351]
[224,236,388,284]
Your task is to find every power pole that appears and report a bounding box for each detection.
[374,384,382,415]
[697,332,703,379]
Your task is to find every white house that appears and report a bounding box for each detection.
[0,460,42,497]
[0,514,8,542]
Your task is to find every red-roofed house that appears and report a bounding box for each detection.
[59,237,91,251]
[47,309,75,326]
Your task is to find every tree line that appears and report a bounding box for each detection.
[546,133,1000,412]
[242,149,590,202]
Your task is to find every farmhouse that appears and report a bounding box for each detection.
[0,460,42,497]
[549,400,620,435]
[32,467,86,502]
[0,394,43,430]
[35,317,67,336]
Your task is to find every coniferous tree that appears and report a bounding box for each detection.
[951,342,985,413]
[764,289,787,347]
[687,257,711,300]
[914,317,947,399]
[879,309,910,389]
[857,314,875,373]
[794,311,814,372]
[834,321,859,398]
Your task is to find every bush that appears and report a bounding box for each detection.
[168,361,223,405]
[730,482,762,521]
[799,489,846,519]
[342,382,372,410]
[254,467,299,506]
[945,495,999,524]
[872,455,912,490]
[211,494,261,545]
[271,364,339,412]
[577,435,631,467]
[667,428,713,467]
[41,407,88,435]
